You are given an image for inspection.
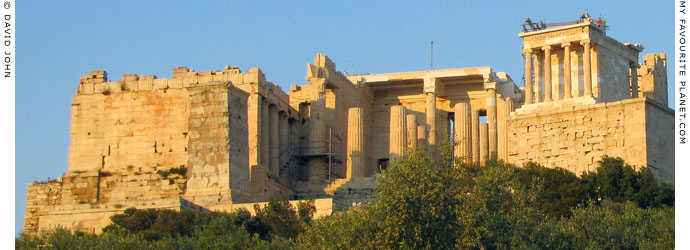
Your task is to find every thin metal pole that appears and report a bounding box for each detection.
[328,128,332,181]
[430,41,434,70]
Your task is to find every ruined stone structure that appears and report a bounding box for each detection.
[25,18,673,235]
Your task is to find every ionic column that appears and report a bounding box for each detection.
[406,114,417,149]
[524,49,534,104]
[389,105,407,159]
[581,40,593,96]
[630,62,639,98]
[534,53,542,103]
[454,103,472,161]
[562,43,573,99]
[543,46,553,102]
[261,100,270,168]
[480,123,489,164]
[417,125,427,150]
[269,105,279,175]
[487,88,498,160]
[346,107,365,179]
[471,109,480,164]
[426,93,437,157]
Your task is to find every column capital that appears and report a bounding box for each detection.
[541,45,552,51]
[522,48,533,54]
[579,39,591,46]
[629,62,640,68]
[483,82,497,90]
[561,42,571,48]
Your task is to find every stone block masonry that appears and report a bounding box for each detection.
[508,97,673,181]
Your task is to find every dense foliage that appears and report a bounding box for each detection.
[17,149,674,249]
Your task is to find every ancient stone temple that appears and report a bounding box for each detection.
[24,17,673,235]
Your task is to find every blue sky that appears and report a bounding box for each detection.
[16,1,673,234]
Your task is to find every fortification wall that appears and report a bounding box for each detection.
[508,97,673,182]
[638,53,668,106]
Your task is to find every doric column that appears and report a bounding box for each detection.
[487,88,498,160]
[581,40,593,96]
[453,103,472,161]
[480,123,489,164]
[269,105,279,175]
[543,46,553,102]
[309,93,327,181]
[406,114,417,149]
[346,107,365,179]
[417,125,427,150]
[261,99,270,168]
[524,49,534,104]
[425,92,437,157]
[562,43,573,99]
[630,62,639,98]
[389,105,407,159]
[310,94,326,153]
[471,109,480,164]
[279,112,289,177]
[497,98,506,161]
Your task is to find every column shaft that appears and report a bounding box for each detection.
[582,41,593,96]
[471,109,480,164]
[524,49,533,104]
[269,105,279,175]
[279,112,289,178]
[454,103,472,161]
[406,114,417,149]
[497,98,507,160]
[426,93,437,158]
[487,88,497,160]
[347,107,365,179]
[417,125,427,151]
[631,63,639,98]
[389,105,407,159]
[480,123,489,164]
[543,46,553,102]
[563,44,573,98]
[261,100,269,168]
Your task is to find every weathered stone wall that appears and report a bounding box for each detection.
[508,97,673,182]
[638,53,668,106]
[24,181,62,235]
[644,100,674,181]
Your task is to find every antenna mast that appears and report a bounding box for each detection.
[430,41,434,70]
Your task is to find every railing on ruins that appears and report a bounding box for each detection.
[292,128,344,181]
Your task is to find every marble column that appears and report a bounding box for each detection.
[582,40,593,96]
[426,93,437,157]
[562,43,573,99]
[471,109,480,164]
[497,98,507,161]
[346,107,365,179]
[278,112,289,177]
[454,103,472,161]
[406,114,417,149]
[487,88,497,160]
[309,94,326,181]
[389,105,407,159]
[261,100,270,168]
[524,49,534,104]
[534,53,543,103]
[417,125,427,150]
[543,46,553,102]
[269,105,279,175]
[630,62,639,98]
[480,123,488,164]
